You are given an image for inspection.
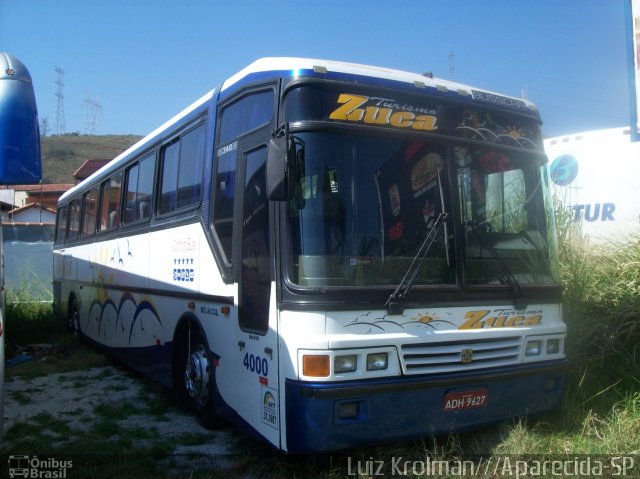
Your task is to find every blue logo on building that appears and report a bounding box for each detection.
[549,154,579,186]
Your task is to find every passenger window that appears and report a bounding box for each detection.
[218,90,274,145]
[177,125,205,209]
[55,205,68,243]
[67,198,81,240]
[158,123,205,214]
[159,141,180,214]
[213,142,236,261]
[124,153,155,223]
[81,188,98,236]
[99,172,122,231]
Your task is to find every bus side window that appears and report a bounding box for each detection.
[213,89,274,264]
[81,187,98,236]
[158,123,205,215]
[213,145,236,261]
[99,172,122,231]
[67,198,81,241]
[159,140,180,214]
[124,152,155,224]
[55,204,68,243]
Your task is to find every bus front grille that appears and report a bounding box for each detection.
[400,336,522,374]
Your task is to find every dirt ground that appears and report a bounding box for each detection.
[2,364,245,475]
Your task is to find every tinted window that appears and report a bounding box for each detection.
[159,123,205,214]
[55,205,68,242]
[67,198,81,240]
[159,140,180,214]
[177,125,205,209]
[124,153,155,223]
[81,188,98,236]
[218,90,274,145]
[213,142,236,260]
[99,172,122,231]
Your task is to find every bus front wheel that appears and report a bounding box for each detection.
[176,327,221,428]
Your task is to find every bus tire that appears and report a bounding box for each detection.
[175,326,220,428]
[68,296,80,337]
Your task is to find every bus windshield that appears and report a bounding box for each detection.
[285,131,557,288]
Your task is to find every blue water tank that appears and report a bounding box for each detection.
[0,52,42,185]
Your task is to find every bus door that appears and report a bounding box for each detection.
[235,138,280,445]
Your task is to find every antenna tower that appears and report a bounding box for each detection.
[54,66,66,134]
[448,50,455,81]
[83,95,103,134]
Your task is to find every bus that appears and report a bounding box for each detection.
[0,52,42,438]
[53,57,566,452]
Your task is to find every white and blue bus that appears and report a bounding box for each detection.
[53,58,566,452]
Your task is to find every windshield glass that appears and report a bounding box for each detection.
[284,131,558,289]
[287,132,453,287]
[455,146,556,285]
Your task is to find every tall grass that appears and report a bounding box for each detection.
[538,198,640,453]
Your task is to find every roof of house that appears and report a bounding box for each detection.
[73,159,112,180]
[9,202,57,215]
[0,183,74,193]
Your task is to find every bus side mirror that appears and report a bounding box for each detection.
[266,135,295,201]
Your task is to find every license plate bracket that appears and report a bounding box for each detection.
[443,388,488,412]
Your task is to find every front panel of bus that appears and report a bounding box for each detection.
[273,79,565,452]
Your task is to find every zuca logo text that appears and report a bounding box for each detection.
[459,309,542,329]
[329,93,438,131]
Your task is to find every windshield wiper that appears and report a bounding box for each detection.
[467,223,527,310]
[386,212,448,315]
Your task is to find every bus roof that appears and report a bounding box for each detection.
[60,57,538,203]
[221,57,538,110]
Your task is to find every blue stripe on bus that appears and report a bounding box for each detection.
[284,362,565,453]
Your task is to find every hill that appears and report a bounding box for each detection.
[41,134,143,184]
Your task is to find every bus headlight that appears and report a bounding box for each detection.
[366,352,388,371]
[334,354,357,373]
[546,338,560,354]
[525,340,541,356]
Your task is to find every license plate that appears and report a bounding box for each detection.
[443,389,488,412]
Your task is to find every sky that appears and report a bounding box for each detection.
[0,0,633,138]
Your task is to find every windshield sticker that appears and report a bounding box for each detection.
[329,93,438,131]
[375,144,446,256]
[456,110,538,149]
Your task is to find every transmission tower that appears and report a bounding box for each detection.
[449,50,455,81]
[54,66,66,134]
[83,95,102,134]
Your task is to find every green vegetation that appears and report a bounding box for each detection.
[40,134,142,184]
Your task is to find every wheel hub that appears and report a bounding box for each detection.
[184,344,210,405]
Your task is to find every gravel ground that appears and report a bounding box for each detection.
[2,365,244,475]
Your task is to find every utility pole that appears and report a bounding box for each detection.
[83,95,102,134]
[54,66,66,134]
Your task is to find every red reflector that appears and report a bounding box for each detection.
[221,306,231,315]
[259,376,268,385]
